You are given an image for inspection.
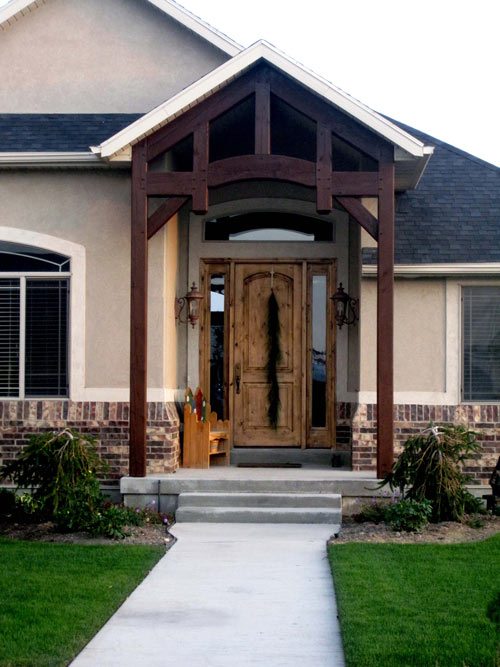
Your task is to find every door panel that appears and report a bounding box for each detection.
[233,263,302,446]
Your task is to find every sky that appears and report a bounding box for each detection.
[1,0,498,166]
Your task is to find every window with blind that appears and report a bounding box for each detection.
[0,243,70,398]
[0,280,21,396]
[462,286,500,402]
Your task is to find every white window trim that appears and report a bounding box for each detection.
[0,227,85,401]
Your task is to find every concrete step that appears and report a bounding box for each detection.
[177,491,341,509]
[176,506,342,524]
[175,491,342,524]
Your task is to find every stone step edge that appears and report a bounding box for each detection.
[175,507,342,524]
[177,492,342,508]
[176,507,342,516]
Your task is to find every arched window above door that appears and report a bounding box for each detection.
[204,212,335,242]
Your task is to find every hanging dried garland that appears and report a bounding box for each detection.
[266,288,282,429]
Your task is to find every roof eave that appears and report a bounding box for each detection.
[363,263,500,277]
[0,151,116,168]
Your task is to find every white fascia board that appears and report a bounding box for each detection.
[146,0,241,56]
[0,0,241,55]
[0,152,110,167]
[260,43,429,158]
[362,263,500,277]
[97,41,431,162]
[0,0,44,30]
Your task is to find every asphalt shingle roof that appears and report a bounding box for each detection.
[0,113,498,265]
[0,114,142,152]
[363,124,500,265]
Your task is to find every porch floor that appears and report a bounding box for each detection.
[144,466,376,481]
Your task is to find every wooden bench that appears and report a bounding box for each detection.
[182,388,230,468]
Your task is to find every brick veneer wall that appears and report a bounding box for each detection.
[0,401,180,480]
[350,403,500,483]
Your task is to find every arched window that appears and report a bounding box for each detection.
[204,212,334,242]
[0,242,70,398]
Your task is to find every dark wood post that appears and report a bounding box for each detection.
[377,147,395,477]
[192,124,209,214]
[129,141,148,477]
[316,122,332,213]
[255,80,271,155]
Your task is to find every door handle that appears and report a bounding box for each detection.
[234,363,241,394]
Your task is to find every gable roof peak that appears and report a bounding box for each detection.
[0,0,242,55]
[94,39,432,172]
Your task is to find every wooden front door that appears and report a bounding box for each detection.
[233,263,303,446]
[200,259,336,449]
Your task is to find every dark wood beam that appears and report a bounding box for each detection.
[336,196,379,240]
[129,140,148,477]
[146,159,379,196]
[147,196,189,239]
[267,68,387,162]
[192,124,209,214]
[208,155,316,187]
[331,172,379,196]
[255,81,271,155]
[316,122,332,213]
[376,147,395,478]
[146,75,256,162]
[146,172,193,196]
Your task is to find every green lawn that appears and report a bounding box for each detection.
[329,534,500,667]
[0,538,164,667]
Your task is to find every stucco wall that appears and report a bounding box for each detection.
[0,0,228,113]
[360,278,446,393]
[0,170,171,393]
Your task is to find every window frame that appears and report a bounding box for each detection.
[461,283,500,404]
[0,269,71,400]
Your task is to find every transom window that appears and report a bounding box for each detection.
[205,213,334,242]
[462,286,500,402]
[0,243,70,398]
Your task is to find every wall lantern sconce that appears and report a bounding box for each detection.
[331,283,358,329]
[175,282,204,328]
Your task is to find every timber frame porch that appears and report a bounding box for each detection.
[129,61,396,478]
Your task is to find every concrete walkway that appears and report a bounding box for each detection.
[71,523,345,667]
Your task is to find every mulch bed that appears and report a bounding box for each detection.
[0,520,175,547]
[330,513,499,545]
[1,514,498,547]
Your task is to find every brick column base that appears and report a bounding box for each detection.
[0,400,180,480]
[350,403,500,483]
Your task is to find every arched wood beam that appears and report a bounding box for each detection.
[147,196,189,239]
[145,157,380,199]
[207,155,316,188]
[336,196,379,241]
